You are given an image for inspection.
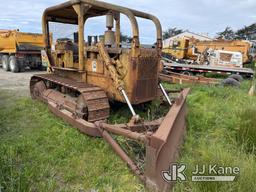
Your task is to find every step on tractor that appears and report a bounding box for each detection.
[30,0,190,191]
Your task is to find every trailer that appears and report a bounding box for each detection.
[160,71,220,85]
[162,38,254,64]
[163,60,254,79]
[0,30,45,72]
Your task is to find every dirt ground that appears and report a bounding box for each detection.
[0,68,44,97]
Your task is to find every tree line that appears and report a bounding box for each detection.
[162,23,256,41]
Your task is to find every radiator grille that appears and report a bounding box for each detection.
[135,49,159,102]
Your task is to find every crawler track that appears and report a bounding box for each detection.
[30,73,190,192]
[30,74,110,122]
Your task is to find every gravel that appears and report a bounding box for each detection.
[0,68,44,97]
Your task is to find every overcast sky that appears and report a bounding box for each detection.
[0,0,255,43]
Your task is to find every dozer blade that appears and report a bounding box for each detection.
[30,74,190,191]
[144,88,189,191]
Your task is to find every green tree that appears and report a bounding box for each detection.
[236,23,256,40]
[217,23,256,40]
[217,27,236,40]
[163,28,184,40]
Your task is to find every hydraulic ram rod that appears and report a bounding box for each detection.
[159,83,172,106]
[121,89,137,116]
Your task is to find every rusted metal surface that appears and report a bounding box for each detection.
[30,74,110,122]
[97,41,124,90]
[134,48,159,103]
[97,122,147,143]
[100,129,145,181]
[30,1,191,191]
[30,80,47,101]
[145,89,189,191]
[30,75,190,191]
[42,0,162,53]
[42,0,162,104]
[160,71,219,85]
[163,61,254,78]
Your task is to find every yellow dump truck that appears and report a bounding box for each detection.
[0,30,44,72]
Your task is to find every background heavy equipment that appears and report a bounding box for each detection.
[161,38,254,83]
[0,30,46,73]
[29,0,189,191]
[192,40,253,64]
[162,38,254,65]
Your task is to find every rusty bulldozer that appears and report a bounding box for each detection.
[30,0,190,191]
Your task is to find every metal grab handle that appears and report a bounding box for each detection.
[159,83,172,106]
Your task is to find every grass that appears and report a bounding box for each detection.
[0,80,256,192]
[167,81,256,192]
[0,92,143,192]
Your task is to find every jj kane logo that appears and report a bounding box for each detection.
[162,163,240,182]
[162,164,187,182]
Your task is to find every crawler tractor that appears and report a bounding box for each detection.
[30,0,189,191]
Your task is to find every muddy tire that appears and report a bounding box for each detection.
[19,59,25,72]
[162,69,169,75]
[9,56,19,73]
[38,64,47,71]
[2,55,10,71]
[182,71,192,76]
[222,78,241,87]
[228,74,243,82]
